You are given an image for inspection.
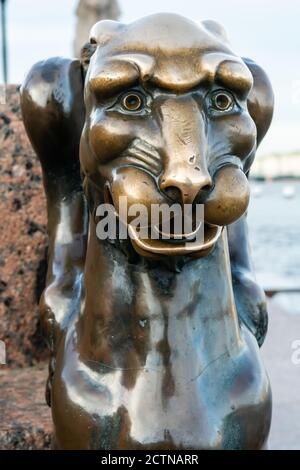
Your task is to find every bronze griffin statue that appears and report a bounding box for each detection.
[20,13,274,450]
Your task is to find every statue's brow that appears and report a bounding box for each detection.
[214,61,253,97]
[89,62,140,98]
[89,58,253,98]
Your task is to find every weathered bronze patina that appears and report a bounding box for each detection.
[20,13,274,449]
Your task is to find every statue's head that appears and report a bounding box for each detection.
[80,13,273,259]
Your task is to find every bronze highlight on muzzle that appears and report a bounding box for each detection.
[99,159,250,257]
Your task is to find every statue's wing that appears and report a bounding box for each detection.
[228,58,274,346]
[20,57,87,371]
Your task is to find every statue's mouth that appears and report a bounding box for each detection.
[128,222,222,258]
[99,163,250,258]
[152,218,202,242]
[102,185,223,258]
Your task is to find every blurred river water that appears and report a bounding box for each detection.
[248,180,300,315]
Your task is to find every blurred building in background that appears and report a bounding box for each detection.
[74,0,120,57]
[251,152,300,180]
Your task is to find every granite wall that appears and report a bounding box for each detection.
[0,86,48,367]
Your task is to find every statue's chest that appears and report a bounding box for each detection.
[59,321,270,449]
[56,265,271,449]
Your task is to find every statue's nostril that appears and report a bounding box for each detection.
[201,184,212,192]
[196,186,213,204]
[162,186,182,203]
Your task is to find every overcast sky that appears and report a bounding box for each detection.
[3,0,300,156]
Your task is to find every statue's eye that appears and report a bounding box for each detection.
[211,91,234,112]
[121,92,144,112]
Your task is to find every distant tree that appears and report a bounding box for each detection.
[74,0,120,57]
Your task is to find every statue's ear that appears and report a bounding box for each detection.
[80,20,123,71]
[89,20,123,46]
[243,58,274,147]
[202,19,229,43]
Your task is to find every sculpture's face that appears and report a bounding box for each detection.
[80,14,257,258]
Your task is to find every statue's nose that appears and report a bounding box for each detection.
[157,96,213,204]
[160,167,213,204]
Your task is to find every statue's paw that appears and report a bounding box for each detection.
[39,280,78,347]
[232,270,268,347]
[45,356,56,407]
[39,289,57,350]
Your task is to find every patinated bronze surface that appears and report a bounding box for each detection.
[20,13,274,449]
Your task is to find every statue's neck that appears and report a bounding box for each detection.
[80,220,241,365]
